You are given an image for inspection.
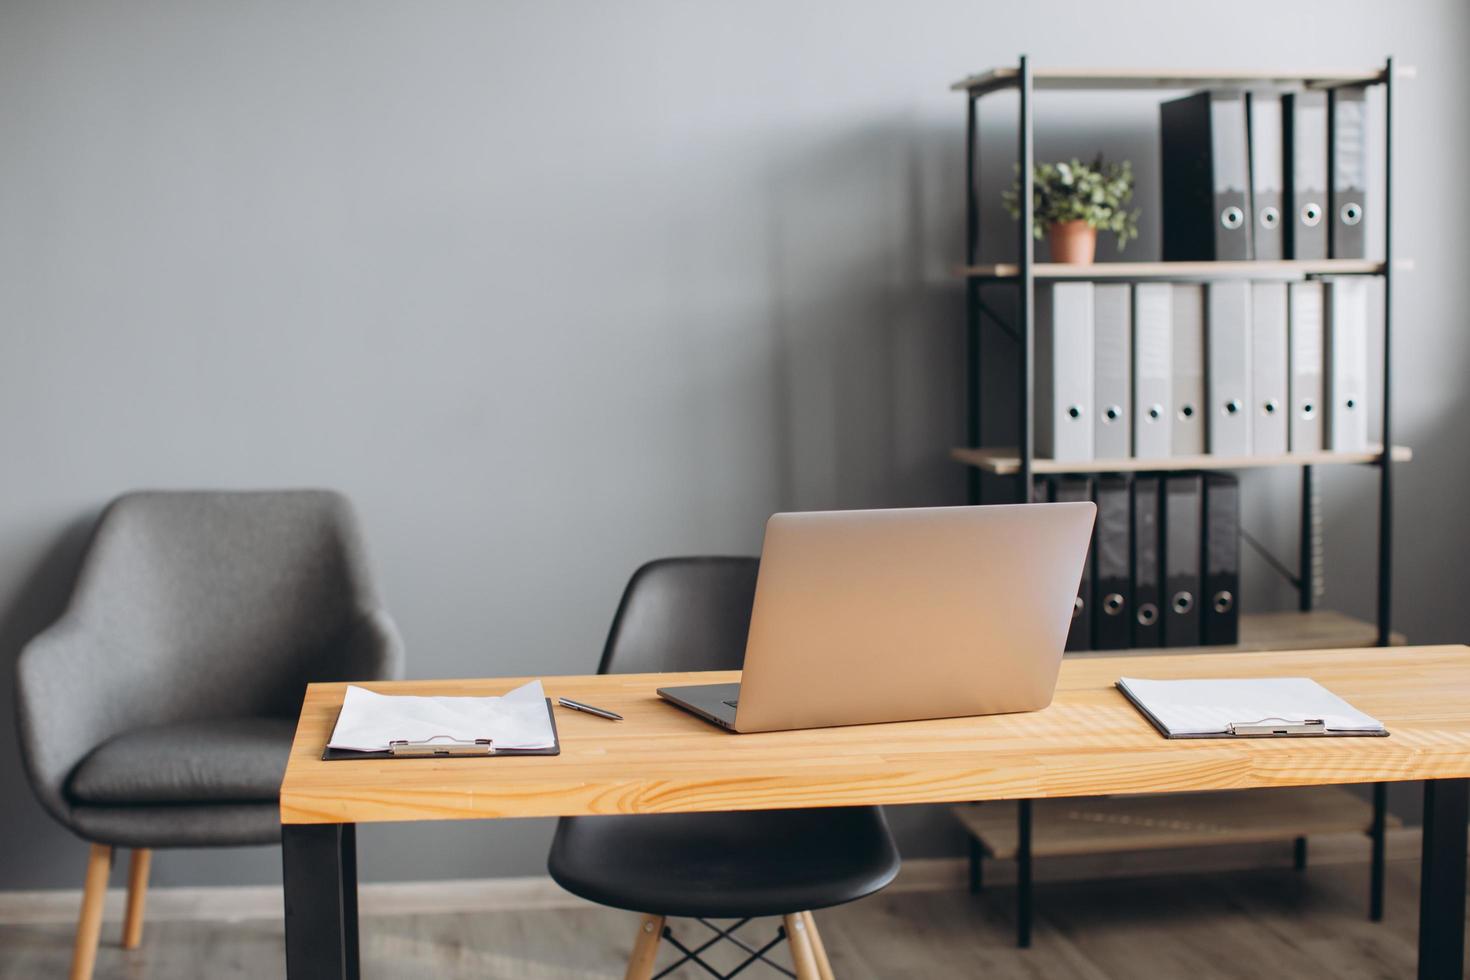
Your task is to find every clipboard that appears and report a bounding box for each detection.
[1116,679,1390,740]
[320,698,562,760]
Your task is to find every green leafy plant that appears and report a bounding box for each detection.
[1002,155,1141,250]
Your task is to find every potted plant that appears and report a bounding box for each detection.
[1003,155,1140,264]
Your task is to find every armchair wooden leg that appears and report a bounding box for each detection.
[70,843,111,980]
[784,912,821,980]
[122,848,152,949]
[801,911,835,980]
[624,913,665,980]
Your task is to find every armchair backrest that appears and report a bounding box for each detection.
[14,489,401,828]
[69,490,383,719]
[598,557,759,676]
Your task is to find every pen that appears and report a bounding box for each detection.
[557,696,623,721]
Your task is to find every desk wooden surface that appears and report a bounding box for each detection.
[279,645,1470,826]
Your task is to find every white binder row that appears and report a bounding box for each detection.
[1036,279,1371,462]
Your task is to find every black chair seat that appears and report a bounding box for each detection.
[548,806,900,919]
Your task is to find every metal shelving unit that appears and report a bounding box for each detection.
[953,56,1403,948]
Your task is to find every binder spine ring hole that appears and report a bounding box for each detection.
[1221,206,1244,229]
[1073,596,1085,619]
[1264,400,1279,415]
[1259,207,1280,229]
[1301,402,1315,418]
[1105,405,1122,422]
[1342,202,1363,225]
[1148,405,1163,420]
[1104,593,1125,616]
[1067,404,1084,420]
[1171,591,1194,615]
[1137,603,1159,626]
[1224,400,1242,416]
[1178,404,1195,420]
[1213,590,1234,614]
[1302,203,1323,227]
[1345,398,1357,410]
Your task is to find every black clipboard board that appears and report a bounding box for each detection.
[320,697,562,760]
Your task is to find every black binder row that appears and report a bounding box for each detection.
[1038,473,1240,652]
[1161,88,1368,261]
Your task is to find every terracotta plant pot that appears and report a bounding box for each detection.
[1048,220,1097,264]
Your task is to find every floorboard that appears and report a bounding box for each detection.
[0,860,1445,978]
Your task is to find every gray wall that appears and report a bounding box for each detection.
[1,0,1466,890]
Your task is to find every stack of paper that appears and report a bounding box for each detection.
[1117,676,1386,738]
[327,679,555,752]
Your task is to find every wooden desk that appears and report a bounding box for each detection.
[280,646,1470,979]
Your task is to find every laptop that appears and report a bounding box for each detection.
[658,501,1095,733]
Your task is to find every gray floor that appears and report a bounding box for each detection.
[0,861,1434,978]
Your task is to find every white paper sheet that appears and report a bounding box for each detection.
[327,679,555,752]
[1117,676,1384,737]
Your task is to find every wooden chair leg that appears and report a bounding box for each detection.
[70,843,111,980]
[801,911,835,980]
[122,848,152,949]
[784,912,821,980]
[624,913,665,980]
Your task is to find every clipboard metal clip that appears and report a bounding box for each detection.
[388,735,495,756]
[1227,717,1326,737]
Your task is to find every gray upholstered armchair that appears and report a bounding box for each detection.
[14,490,403,980]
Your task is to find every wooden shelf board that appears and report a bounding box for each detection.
[951,445,1412,476]
[1068,610,1406,659]
[956,259,1385,281]
[951,67,1387,96]
[952,786,1401,860]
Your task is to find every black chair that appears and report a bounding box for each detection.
[548,557,900,979]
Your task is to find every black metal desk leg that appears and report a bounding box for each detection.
[283,823,361,980]
[1017,799,1033,948]
[1418,779,1468,980]
[1371,782,1387,921]
[342,824,360,978]
[969,836,984,894]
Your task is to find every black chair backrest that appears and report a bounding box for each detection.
[597,557,759,676]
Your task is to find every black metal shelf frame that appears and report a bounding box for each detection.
[959,55,1398,948]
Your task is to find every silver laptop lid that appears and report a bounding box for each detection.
[733,502,1095,733]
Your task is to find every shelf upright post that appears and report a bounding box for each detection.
[1369,55,1395,926]
[1377,57,1395,649]
[1012,54,1037,954]
[1018,55,1035,503]
[966,91,982,506]
[966,94,980,265]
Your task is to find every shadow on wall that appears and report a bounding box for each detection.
[759,113,1010,859]
[0,511,101,886]
[761,114,968,517]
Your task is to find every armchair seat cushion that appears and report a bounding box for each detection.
[67,717,296,806]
